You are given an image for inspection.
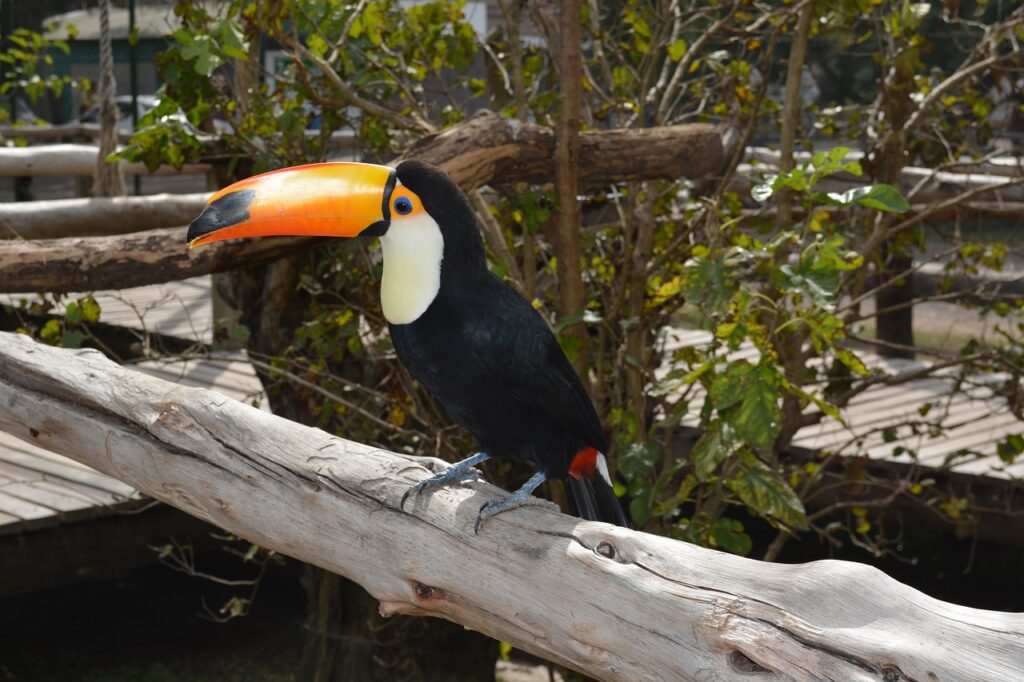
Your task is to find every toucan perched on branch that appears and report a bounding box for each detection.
[187,160,628,530]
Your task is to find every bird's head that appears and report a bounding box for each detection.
[187,160,484,324]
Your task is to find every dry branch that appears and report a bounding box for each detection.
[0,110,722,292]
[0,144,211,176]
[0,123,136,144]
[0,193,211,239]
[0,330,1021,681]
[0,227,322,293]
[400,110,722,190]
[0,124,357,149]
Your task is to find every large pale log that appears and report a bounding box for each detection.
[0,111,722,291]
[0,193,211,239]
[0,144,211,176]
[0,227,321,293]
[0,330,1021,680]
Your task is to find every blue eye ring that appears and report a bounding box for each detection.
[394,196,413,215]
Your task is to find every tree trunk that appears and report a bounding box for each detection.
[0,330,1021,681]
[551,0,588,377]
[867,48,917,358]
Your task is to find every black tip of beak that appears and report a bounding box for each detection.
[186,189,255,244]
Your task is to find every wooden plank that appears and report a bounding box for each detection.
[794,388,992,449]
[30,478,127,507]
[0,489,56,522]
[914,413,1023,465]
[0,460,132,514]
[0,481,98,514]
[0,510,19,527]
[856,403,1010,460]
[0,448,134,496]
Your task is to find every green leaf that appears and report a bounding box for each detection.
[64,301,82,325]
[629,485,654,527]
[835,347,869,376]
[61,329,86,348]
[692,421,741,480]
[668,38,687,61]
[618,442,660,480]
[710,517,752,556]
[823,184,909,213]
[782,379,841,421]
[179,35,218,76]
[229,323,251,343]
[39,318,62,343]
[774,263,838,304]
[306,33,329,59]
[710,362,782,450]
[729,462,808,529]
[997,433,1024,464]
[556,334,582,364]
[78,296,101,323]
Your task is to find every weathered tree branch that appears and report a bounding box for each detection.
[0,110,722,293]
[0,193,210,240]
[396,110,722,189]
[0,144,211,176]
[0,331,1020,680]
[0,227,323,293]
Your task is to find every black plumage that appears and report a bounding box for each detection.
[391,161,627,527]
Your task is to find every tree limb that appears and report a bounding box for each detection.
[0,193,211,239]
[0,144,211,177]
[0,111,722,293]
[0,330,1021,680]
[0,227,325,294]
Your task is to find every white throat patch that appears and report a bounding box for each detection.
[380,212,444,324]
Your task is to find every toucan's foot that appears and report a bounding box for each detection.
[401,452,490,509]
[474,471,548,534]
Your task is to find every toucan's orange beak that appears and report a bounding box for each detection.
[186,162,397,247]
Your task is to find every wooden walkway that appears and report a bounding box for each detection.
[664,329,1024,480]
[0,281,1021,535]
[0,277,266,535]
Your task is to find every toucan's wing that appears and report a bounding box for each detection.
[465,279,608,453]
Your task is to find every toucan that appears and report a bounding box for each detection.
[187,160,628,530]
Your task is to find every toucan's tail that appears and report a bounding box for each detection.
[565,449,630,527]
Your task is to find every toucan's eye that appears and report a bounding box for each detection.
[394,196,413,215]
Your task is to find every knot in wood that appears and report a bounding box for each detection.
[881,665,911,682]
[595,541,617,560]
[413,581,444,601]
[727,650,770,674]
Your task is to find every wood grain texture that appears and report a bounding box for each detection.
[0,227,324,293]
[0,330,1020,681]
[0,144,211,176]
[0,193,211,239]
[400,110,723,190]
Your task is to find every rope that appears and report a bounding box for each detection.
[93,0,125,197]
